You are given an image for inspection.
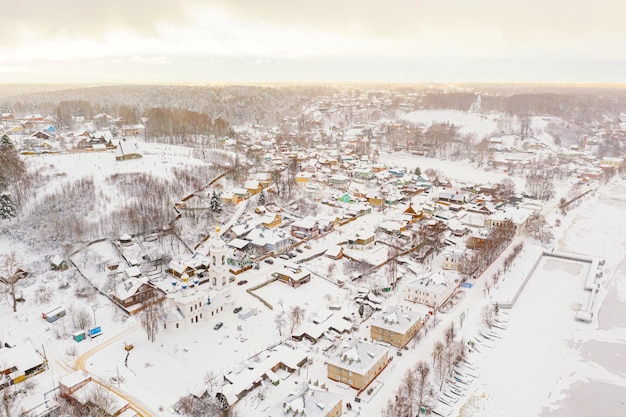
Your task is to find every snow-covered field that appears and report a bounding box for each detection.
[400,110,499,138]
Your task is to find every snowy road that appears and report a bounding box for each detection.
[74,322,159,417]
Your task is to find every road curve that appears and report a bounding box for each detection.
[74,322,157,417]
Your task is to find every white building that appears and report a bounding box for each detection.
[442,248,465,271]
[162,278,233,332]
[404,271,457,310]
[485,207,534,234]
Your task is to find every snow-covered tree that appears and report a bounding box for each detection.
[0,134,12,149]
[258,190,266,206]
[525,213,553,244]
[0,136,27,209]
[210,191,222,213]
[0,251,25,313]
[0,192,16,221]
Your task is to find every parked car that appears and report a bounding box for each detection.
[237,280,248,286]
[279,254,290,260]
[214,322,223,330]
[295,248,303,253]
[233,306,243,314]
[264,258,274,264]
[287,252,296,258]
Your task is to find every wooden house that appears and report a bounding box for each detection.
[290,218,319,239]
[111,279,165,315]
[244,180,264,195]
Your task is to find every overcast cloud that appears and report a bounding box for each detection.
[0,0,624,83]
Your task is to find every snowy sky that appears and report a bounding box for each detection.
[1,0,625,84]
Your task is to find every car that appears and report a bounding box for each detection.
[279,254,290,260]
[264,258,274,264]
[287,252,296,258]
[214,322,223,330]
[233,306,243,314]
[237,280,248,286]
[295,248,303,253]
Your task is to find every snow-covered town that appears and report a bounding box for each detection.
[1,83,626,417]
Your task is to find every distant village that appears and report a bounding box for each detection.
[1,93,625,417]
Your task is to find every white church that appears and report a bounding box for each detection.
[163,224,234,332]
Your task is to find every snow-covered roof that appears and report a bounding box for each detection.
[116,277,148,299]
[221,345,307,404]
[124,266,142,278]
[227,238,250,250]
[325,245,343,258]
[268,388,343,417]
[406,271,452,295]
[291,217,318,229]
[371,308,423,334]
[59,371,90,389]
[326,340,389,376]
[0,344,45,373]
[246,227,290,247]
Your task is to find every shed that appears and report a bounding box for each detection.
[42,306,66,323]
[50,255,69,271]
[238,308,256,320]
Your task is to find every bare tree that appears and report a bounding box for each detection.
[141,288,166,342]
[0,251,26,313]
[175,394,224,417]
[0,384,16,417]
[397,369,417,417]
[482,304,496,329]
[289,305,305,333]
[495,177,516,201]
[525,169,555,201]
[443,323,458,378]
[84,385,117,417]
[327,262,336,280]
[525,213,554,245]
[414,361,434,416]
[274,311,286,338]
[72,306,92,330]
[432,340,446,389]
[386,248,398,289]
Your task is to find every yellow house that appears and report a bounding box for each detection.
[347,230,375,250]
[260,213,282,228]
[295,172,313,184]
[326,340,389,391]
[599,157,623,170]
[244,180,264,195]
[370,308,424,348]
[403,203,423,223]
[367,192,384,207]
[221,191,242,204]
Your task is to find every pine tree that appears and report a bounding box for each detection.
[258,190,266,206]
[0,134,12,149]
[210,191,222,213]
[0,192,16,220]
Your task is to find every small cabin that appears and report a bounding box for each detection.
[42,306,66,323]
[50,255,69,271]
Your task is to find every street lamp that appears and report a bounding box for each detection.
[92,304,97,326]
